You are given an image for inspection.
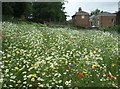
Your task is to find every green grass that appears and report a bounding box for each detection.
[1,22,120,88]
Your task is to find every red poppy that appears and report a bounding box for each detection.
[78,73,83,77]
[108,71,112,78]
[113,76,117,80]
[66,66,70,69]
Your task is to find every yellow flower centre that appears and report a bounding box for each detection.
[15,67,19,70]
[92,65,96,69]
[17,80,21,84]
[33,74,37,78]
[111,64,115,67]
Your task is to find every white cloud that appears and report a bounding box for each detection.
[64,1,119,20]
[67,0,119,2]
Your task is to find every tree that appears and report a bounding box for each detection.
[91,9,103,15]
[2,2,15,16]
[2,2,66,22]
[116,11,120,25]
[32,2,66,23]
[78,7,82,12]
[13,2,33,18]
[2,2,33,18]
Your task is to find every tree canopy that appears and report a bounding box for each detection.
[116,11,120,25]
[32,2,66,22]
[90,9,103,15]
[78,7,82,12]
[2,2,66,22]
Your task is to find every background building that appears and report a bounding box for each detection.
[72,11,90,27]
[94,12,116,28]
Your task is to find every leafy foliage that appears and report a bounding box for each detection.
[100,25,120,33]
[90,9,103,15]
[32,2,66,22]
[116,11,120,25]
[2,2,66,22]
[2,2,32,18]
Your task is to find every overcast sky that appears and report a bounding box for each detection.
[64,0,120,20]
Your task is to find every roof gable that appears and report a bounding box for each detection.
[97,12,116,16]
[74,11,89,16]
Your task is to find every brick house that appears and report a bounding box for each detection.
[94,12,116,28]
[72,11,90,27]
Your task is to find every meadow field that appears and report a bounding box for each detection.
[0,22,119,88]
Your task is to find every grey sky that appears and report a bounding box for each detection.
[64,0,119,20]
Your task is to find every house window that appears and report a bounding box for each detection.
[97,17,99,20]
[112,18,115,25]
[112,18,113,22]
[81,16,85,19]
[98,21,100,27]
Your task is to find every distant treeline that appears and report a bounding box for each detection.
[116,11,120,25]
[2,2,66,23]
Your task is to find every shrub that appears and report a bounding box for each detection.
[100,25,120,33]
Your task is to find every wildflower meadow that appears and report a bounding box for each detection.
[0,22,119,88]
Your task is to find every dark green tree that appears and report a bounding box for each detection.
[91,9,103,15]
[32,2,66,22]
[13,2,33,18]
[2,2,33,18]
[2,2,66,22]
[2,2,15,16]
[78,7,82,12]
[116,11,120,25]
